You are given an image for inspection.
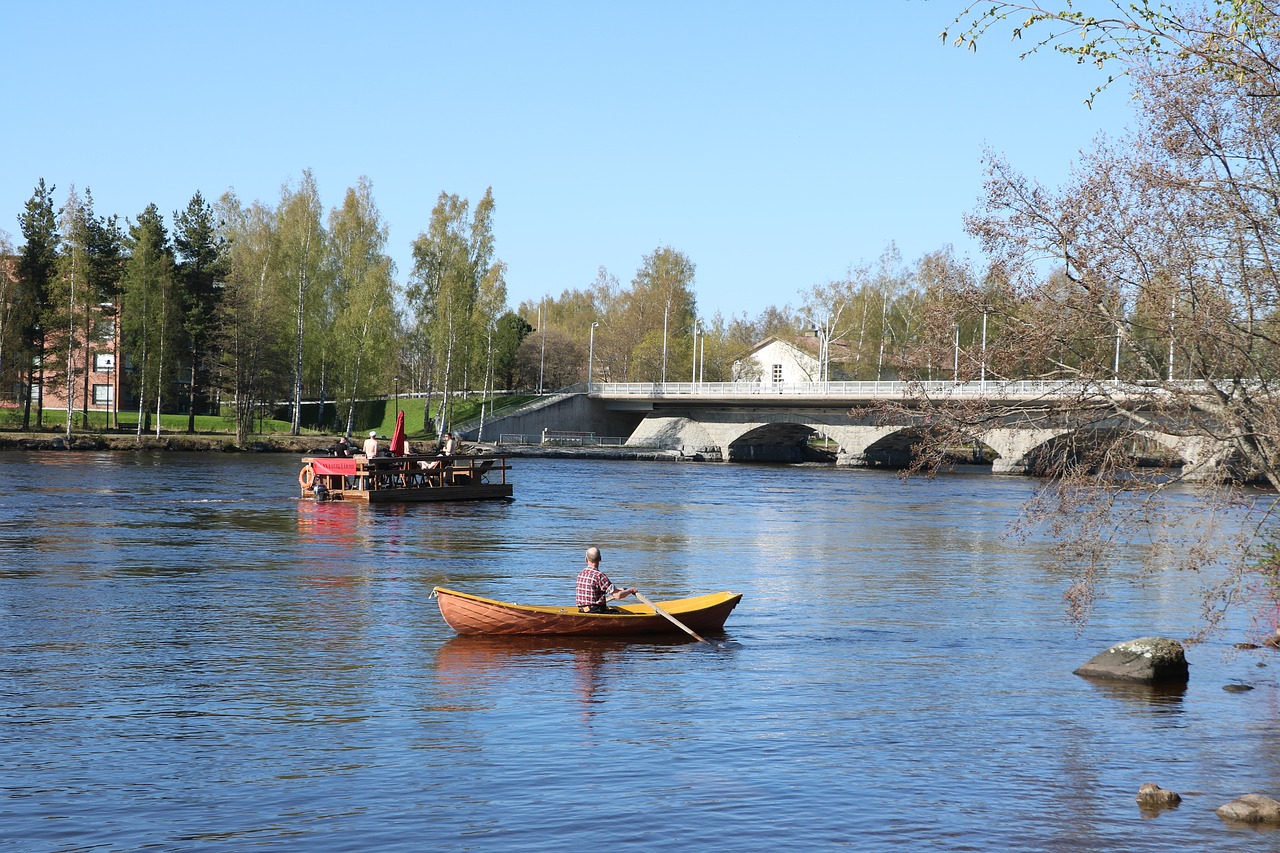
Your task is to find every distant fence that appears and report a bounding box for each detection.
[499,431,628,447]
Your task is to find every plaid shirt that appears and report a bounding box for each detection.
[576,566,617,608]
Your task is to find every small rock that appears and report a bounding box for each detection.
[1136,782,1181,808]
[1074,636,1189,685]
[1217,794,1280,824]
[1223,683,1254,692]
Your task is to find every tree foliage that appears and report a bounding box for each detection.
[935,1,1280,636]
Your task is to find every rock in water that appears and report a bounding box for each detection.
[1073,637,1189,685]
[1217,794,1280,824]
[1136,782,1181,808]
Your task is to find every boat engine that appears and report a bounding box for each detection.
[312,482,329,502]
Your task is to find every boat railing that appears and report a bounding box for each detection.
[302,452,510,495]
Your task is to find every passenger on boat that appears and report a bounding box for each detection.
[576,547,638,613]
[443,432,457,456]
[331,435,354,457]
[363,430,379,457]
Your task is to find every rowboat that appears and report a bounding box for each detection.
[433,586,743,636]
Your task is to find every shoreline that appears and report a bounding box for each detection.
[0,431,690,461]
[0,432,339,454]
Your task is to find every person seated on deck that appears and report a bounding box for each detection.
[331,435,354,457]
[576,547,637,613]
[362,430,379,458]
[443,432,457,456]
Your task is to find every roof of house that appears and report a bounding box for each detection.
[739,334,855,363]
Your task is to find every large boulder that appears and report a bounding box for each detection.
[1074,637,1189,685]
[1216,794,1280,825]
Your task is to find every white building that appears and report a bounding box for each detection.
[733,336,822,386]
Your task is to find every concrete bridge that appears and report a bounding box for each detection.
[468,380,1232,479]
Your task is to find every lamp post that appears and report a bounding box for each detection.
[980,308,989,392]
[691,318,701,385]
[588,322,599,390]
[394,375,400,414]
[662,299,669,384]
[1114,326,1122,384]
[953,322,960,383]
[699,328,705,383]
[538,300,546,394]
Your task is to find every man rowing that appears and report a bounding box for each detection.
[575,546,637,613]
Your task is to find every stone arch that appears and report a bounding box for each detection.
[984,426,1193,476]
[725,421,817,462]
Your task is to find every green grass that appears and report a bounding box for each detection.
[0,392,533,438]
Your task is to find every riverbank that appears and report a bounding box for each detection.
[0,431,691,461]
[0,431,338,453]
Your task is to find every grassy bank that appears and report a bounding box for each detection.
[0,393,540,453]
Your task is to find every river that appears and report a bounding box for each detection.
[1,452,1278,851]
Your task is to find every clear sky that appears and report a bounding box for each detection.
[2,1,1127,321]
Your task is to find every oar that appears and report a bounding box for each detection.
[634,591,716,647]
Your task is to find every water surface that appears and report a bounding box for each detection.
[1,452,1277,851]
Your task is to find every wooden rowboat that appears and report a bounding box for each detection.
[433,586,742,636]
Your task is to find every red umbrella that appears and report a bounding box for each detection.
[390,410,406,457]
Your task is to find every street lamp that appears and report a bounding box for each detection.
[394,375,400,414]
[692,318,701,384]
[699,328,705,383]
[980,308,989,392]
[953,323,960,384]
[588,322,599,390]
[538,300,546,394]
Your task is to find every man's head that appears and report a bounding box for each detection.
[369,430,377,438]
[585,546,601,566]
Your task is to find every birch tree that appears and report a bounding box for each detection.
[407,188,502,435]
[276,170,327,435]
[328,177,397,436]
[216,192,290,445]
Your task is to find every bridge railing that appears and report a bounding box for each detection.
[590,379,1212,398]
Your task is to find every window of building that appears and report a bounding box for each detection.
[94,353,115,373]
[96,318,116,341]
[93,384,114,406]
[772,364,784,384]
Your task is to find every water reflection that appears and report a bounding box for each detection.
[1076,677,1188,712]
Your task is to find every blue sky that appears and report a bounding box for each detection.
[2,2,1127,320]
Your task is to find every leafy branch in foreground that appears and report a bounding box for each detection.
[908,2,1280,638]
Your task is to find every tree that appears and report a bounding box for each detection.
[53,187,119,432]
[16,179,59,429]
[174,191,227,433]
[932,2,1280,636]
[515,327,584,389]
[277,170,328,436]
[327,177,397,436]
[616,247,697,383]
[407,188,503,435]
[0,230,21,406]
[492,311,533,390]
[120,204,177,438]
[216,192,291,445]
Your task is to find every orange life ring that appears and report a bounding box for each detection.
[299,464,316,490]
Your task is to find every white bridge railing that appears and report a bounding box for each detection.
[591,380,1210,399]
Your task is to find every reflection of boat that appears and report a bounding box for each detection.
[433,586,742,636]
[297,453,513,503]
